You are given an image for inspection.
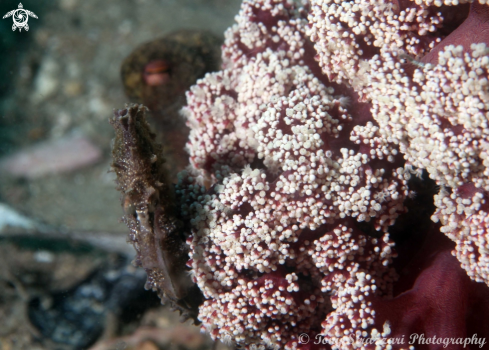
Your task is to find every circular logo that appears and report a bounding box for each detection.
[13,9,28,27]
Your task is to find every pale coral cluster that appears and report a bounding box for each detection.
[402,45,489,285]
[307,0,444,86]
[175,0,489,348]
[295,222,397,346]
[309,0,489,286]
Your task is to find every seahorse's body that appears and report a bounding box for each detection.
[110,104,201,322]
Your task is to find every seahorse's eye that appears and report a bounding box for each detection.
[143,60,171,86]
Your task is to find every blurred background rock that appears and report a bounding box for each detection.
[0,0,241,349]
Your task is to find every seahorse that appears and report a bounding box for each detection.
[110,104,202,322]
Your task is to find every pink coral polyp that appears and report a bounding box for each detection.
[175,0,489,349]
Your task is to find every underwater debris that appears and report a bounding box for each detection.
[121,30,221,117]
[28,255,156,350]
